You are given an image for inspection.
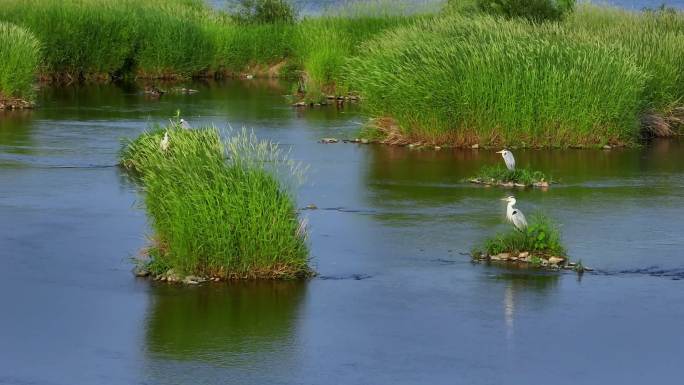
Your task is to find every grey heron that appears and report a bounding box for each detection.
[180,118,191,130]
[160,130,170,152]
[502,196,527,231]
[496,149,516,171]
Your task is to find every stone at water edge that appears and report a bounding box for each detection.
[548,256,565,265]
[490,253,511,261]
[133,265,150,277]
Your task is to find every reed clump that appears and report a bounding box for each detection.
[120,125,311,280]
[470,165,550,187]
[344,13,649,148]
[472,214,568,268]
[0,22,41,107]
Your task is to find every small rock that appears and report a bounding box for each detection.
[320,138,338,144]
[183,276,201,285]
[471,144,479,149]
[548,256,565,265]
[133,265,150,277]
[602,145,612,150]
[165,269,181,282]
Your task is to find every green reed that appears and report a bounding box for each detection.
[120,125,310,279]
[0,22,41,100]
[476,213,565,258]
[344,13,650,147]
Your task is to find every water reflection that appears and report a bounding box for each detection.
[0,109,34,156]
[492,272,560,342]
[145,281,306,364]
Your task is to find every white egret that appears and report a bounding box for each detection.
[180,118,191,130]
[496,149,516,171]
[160,131,170,152]
[502,196,527,231]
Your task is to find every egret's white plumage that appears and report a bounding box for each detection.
[496,149,516,171]
[502,196,527,231]
[180,118,191,130]
[160,131,170,152]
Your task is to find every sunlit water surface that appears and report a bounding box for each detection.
[1,80,683,385]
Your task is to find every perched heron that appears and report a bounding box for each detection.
[180,118,191,130]
[160,131,170,152]
[496,149,516,171]
[502,196,527,231]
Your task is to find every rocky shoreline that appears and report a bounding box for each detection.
[468,178,550,188]
[0,96,33,110]
[472,251,591,273]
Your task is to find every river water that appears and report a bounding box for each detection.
[1,80,683,385]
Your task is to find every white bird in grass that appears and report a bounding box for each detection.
[160,130,170,152]
[496,149,516,171]
[502,196,527,231]
[180,118,191,130]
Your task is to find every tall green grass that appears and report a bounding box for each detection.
[120,125,310,279]
[292,1,438,99]
[345,14,647,147]
[565,4,684,112]
[0,0,293,79]
[0,22,40,101]
[477,214,566,258]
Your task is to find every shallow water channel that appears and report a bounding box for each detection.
[1,80,683,385]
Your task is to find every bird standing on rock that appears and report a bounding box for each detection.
[496,149,516,171]
[502,196,527,231]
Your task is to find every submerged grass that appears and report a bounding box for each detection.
[0,22,41,103]
[120,125,310,280]
[475,214,566,259]
[471,165,550,186]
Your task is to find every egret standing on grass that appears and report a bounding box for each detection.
[180,118,191,130]
[496,149,516,171]
[160,130,170,152]
[502,196,527,231]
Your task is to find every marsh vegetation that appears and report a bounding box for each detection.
[120,125,311,280]
[469,165,550,187]
[0,0,682,139]
[472,213,569,268]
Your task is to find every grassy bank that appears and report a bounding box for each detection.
[1,0,682,147]
[344,4,684,147]
[120,125,310,280]
[0,22,40,107]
